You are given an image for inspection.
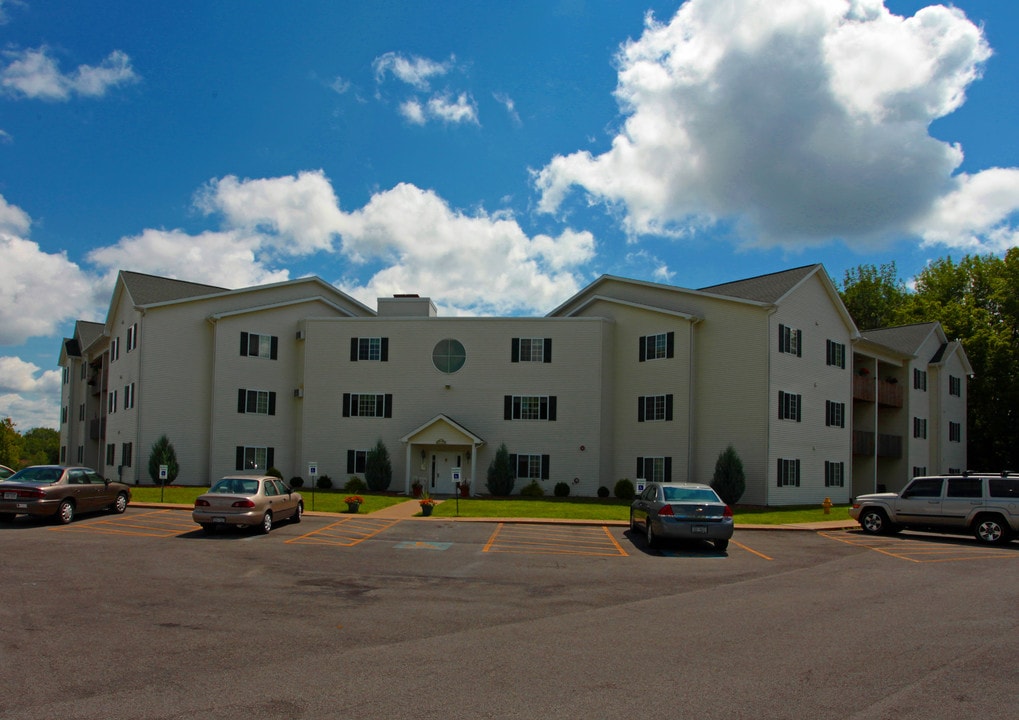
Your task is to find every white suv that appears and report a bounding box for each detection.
[850,473,1019,545]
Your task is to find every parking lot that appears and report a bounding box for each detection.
[2,507,1017,720]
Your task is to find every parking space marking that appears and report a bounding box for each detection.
[482,523,628,557]
[820,530,1019,563]
[394,541,452,551]
[49,510,194,538]
[731,538,773,560]
[286,517,400,547]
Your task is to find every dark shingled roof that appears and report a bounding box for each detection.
[860,323,938,357]
[76,320,105,348]
[698,265,819,303]
[120,271,228,306]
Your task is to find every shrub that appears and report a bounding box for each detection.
[614,478,635,500]
[266,466,283,479]
[316,474,333,490]
[290,476,304,488]
[486,443,516,496]
[365,439,392,491]
[147,434,179,486]
[597,486,610,498]
[711,444,746,506]
[344,475,368,493]
[520,480,544,497]
[554,481,570,497]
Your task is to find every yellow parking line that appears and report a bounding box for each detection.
[820,530,1019,563]
[287,517,399,546]
[483,524,627,557]
[49,509,195,537]
[731,538,772,560]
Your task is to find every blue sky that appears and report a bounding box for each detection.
[2,0,1018,430]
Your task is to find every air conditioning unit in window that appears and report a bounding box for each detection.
[295,330,305,340]
[293,388,304,398]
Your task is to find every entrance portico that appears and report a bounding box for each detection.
[401,415,485,496]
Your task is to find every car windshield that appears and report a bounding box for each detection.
[7,467,63,484]
[210,479,260,495]
[663,487,720,502]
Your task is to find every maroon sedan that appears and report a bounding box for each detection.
[0,465,131,524]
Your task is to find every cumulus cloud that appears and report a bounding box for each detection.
[1,46,138,100]
[0,356,60,394]
[372,52,453,90]
[535,0,1017,252]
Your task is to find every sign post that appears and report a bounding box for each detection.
[308,463,318,511]
[452,467,461,516]
[159,465,168,503]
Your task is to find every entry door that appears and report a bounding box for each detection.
[430,451,462,492]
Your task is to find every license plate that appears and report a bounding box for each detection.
[3,492,16,500]
[691,525,707,534]
[213,517,226,524]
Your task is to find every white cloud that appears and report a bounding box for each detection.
[1,46,138,100]
[372,52,453,90]
[0,193,30,235]
[427,92,478,125]
[0,356,60,394]
[400,98,426,124]
[494,92,521,125]
[912,168,1019,251]
[0,391,59,431]
[534,0,1016,252]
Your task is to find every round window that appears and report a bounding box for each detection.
[432,338,466,374]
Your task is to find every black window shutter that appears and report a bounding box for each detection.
[342,393,351,417]
[541,455,550,480]
[268,392,276,416]
[778,391,785,419]
[383,394,393,418]
[543,338,552,363]
[509,454,518,476]
[796,395,802,422]
[664,457,672,482]
[540,396,549,420]
[266,448,274,470]
[513,396,521,420]
[238,389,246,413]
[796,330,802,357]
[236,446,244,471]
[777,459,782,487]
[638,396,645,422]
[666,331,675,358]
[350,338,359,361]
[637,457,644,478]
[511,338,520,363]
[270,336,278,360]
[778,324,784,352]
[665,394,674,421]
[548,396,557,421]
[638,336,646,362]
[347,450,355,474]
[795,459,801,486]
[381,337,389,361]
[504,395,513,420]
[240,332,249,357]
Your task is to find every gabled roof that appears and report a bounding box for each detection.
[860,323,941,358]
[697,264,819,304]
[120,271,228,306]
[400,414,486,445]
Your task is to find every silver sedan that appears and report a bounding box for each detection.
[192,476,303,534]
[630,482,734,551]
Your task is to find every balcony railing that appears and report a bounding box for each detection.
[852,376,903,407]
[852,431,902,458]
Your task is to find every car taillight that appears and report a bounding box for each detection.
[723,505,733,518]
[231,499,255,508]
[194,499,210,507]
[657,505,675,516]
[7,488,45,499]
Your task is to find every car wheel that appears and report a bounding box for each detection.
[629,510,637,533]
[292,501,303,524]
[259,511,273,534]
[111,492,129,514]
[858,508,889,535]
[645,519,658,548]
[57,499,75,525]
[0,512,15,523]
[714,538,729,551]
[973,515,1010,545]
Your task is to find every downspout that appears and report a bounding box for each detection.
[135,308,145,486]
[687,320,696,482]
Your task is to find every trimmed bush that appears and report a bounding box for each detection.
[316,474,333,490]
[290,476,304,488]
[486,443,516,496]
[597,486,610,498]
[520,480,544,497]
[266,466,283,479]
[365,439,393,491]
[553,482,570,497]
[344,475,368,493]
[614,478,635,500]
[147,434,179,486]
[711,444,746,506]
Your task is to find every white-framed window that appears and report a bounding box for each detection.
[778,324,802,357]
[825,400,845,428]
[638,394,673,422]
[778,391,801,421]
[949,375,961,396]
[913,368,927,391]
[912,466,927,478]
[347,449,368,474]
[240,332,277,360]
[237,389,276,416]
[236,446,273,471]
[126,323,138,352]
[826,340,846,368]
[78,403,85,421]
[76,445,84,463]
[637,456,671,483]
[123,383,136,410]
[106,443,116,466]
[913,417,928,439]
[512,338,549,363]
[351,337,388,362]
[121,442,133,467]
[504,395,557,421]
[639,332,674,362]
[777,458,800,487]
[61,406,68,424]
[824,460,844,487]
[949,421,961,442]
[343,393,393,418]
[107,390,117,414]
[512,453,549,480]
[62,367,69,384]
[110,337,120,362]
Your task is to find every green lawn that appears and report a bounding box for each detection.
[131,486,852,524]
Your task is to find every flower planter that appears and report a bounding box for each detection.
[420,504,434,517]
[346,502,361,513]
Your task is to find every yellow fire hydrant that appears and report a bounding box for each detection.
[822,497,832,515]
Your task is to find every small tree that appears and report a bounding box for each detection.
[486,443,515,496]
[147,434,180,485]
[711,445,746,506]
[365,439,392,491]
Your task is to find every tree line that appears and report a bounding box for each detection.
[838,250,1019,472]
[0,418,60,469]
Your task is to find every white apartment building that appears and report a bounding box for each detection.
[58,265,971,505]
